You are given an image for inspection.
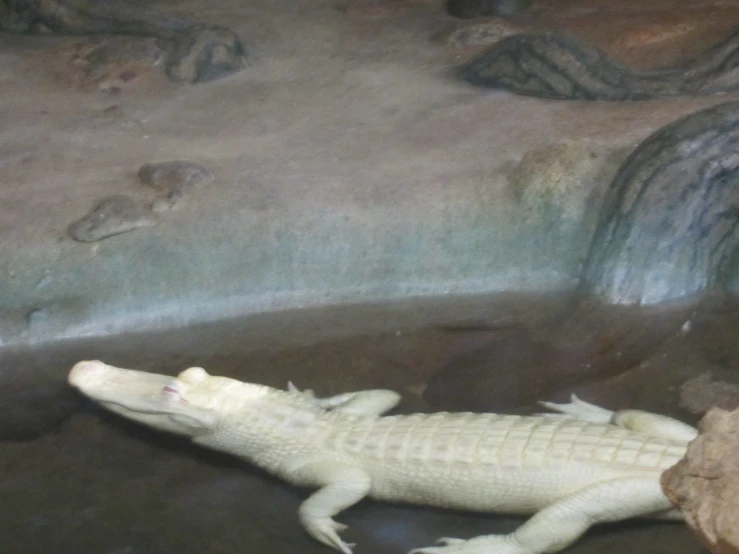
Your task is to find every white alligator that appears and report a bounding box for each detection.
[67,360,698,554]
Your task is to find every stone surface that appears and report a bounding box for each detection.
[511,140,624,227]
[0,0,246,83]
[679,373,739,415]
[662,407,739,554]
[68,195,156,242]
[164,24,246,83]
[138,160,214,211]
[444,20,522,49]
[1,0,739,349]
[59,36,165,93]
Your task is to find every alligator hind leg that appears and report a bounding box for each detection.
[410,475,675,554]
[287,382,401,416]
[539,395,697,443]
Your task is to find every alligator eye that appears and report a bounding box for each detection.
[178,366,209,384]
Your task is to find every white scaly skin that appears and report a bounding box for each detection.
[68,360,698,554]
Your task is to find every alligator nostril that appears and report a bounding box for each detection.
[68,360,105,385]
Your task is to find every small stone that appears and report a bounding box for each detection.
[445,20,521,49]
[138,160,213,209]
[164,24,246,84]
[68,195,155,243]
[151,195,181,213]
[138,160,213,193]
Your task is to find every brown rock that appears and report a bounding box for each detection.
[611,21,696,51]
[679,373,739,415]
[661,407,739,554]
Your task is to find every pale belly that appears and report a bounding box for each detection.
[362,461,660,514]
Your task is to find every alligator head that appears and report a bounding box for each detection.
[68,360,271,438]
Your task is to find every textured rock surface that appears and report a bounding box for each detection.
[2,0,739,350]
[462,28,739,100]
[68,195,155,242]
[511,140,624,226]
[138,160,214,211]
[679,373,739,415]
[164,24,246,83]
[445,20,523,49]
[0,0,246,83]
[580,101,739,306]
[59,36,165,93]
[661,407,739,554]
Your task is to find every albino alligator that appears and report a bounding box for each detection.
[68,360,698,554]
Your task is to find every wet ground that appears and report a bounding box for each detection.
[3,292,738,554]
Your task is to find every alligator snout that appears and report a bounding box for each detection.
[68,360,109,388]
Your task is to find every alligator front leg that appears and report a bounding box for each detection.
[539,395,698,443]
[289,461,372,554]
[288,382,401,416]
[410,476,675,554]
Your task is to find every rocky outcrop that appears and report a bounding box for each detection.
[0,0,245,83]
[461,27,739,100]
[661,408,739,554]
[425,102,739,412]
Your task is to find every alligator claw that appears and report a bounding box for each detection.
[287,381,318,401]
[538,394,613,423]
[304,517,354,554]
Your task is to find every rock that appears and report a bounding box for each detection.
[164,24,246,84]
[460,29,739,100]
[138,160,214,211]
[679,373,739,415]
[1,0,246,84]
[511,140,621,226]
[68,195,155,243]
[445,20,521,49]
[661,407,739,554]
[611,21,697,51]
[60,36,165,93]
[580,101,739,305]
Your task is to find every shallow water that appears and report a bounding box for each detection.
[3,292,736,554]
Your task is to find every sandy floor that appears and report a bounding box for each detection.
[3,0,739,347]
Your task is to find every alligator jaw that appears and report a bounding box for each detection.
[68,360,217,435]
